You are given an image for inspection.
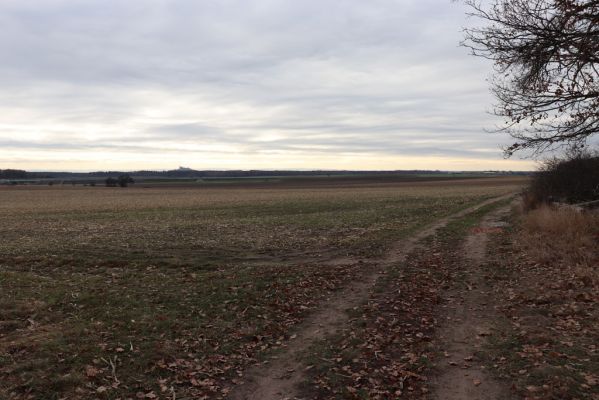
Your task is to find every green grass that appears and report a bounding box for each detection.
[0,192,501,265]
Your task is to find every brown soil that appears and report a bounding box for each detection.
[227,194,514,400]
[430,205,514,400]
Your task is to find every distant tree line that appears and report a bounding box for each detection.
[0,169,52,179]
[4,169,530,181]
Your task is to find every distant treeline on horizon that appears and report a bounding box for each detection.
[0,168,530,181]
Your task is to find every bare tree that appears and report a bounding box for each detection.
[463,0,599,156]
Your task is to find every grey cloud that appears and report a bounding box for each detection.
[0,0,523,169]
[0,138,496,159]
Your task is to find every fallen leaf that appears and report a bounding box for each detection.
[96,386,107,393]
[85,365,100,378]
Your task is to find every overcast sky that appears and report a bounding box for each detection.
[0,0,535,171]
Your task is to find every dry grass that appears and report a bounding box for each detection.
[480,203,599,399]
[520,205,599,273]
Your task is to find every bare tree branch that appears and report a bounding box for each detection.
[463,0,599,156]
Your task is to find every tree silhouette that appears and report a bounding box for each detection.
[117,175,134,187]
[463,0,599,156]
[105,177,118,187]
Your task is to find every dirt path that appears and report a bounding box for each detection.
[228,194,514,400]
[431,205,514,400]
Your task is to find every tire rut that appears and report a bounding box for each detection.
[430,204,514,400]
[228,194,514,400]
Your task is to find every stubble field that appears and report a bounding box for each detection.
[0,177,524,399]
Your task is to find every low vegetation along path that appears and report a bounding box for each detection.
[228,194,514,400]
[431,204,514,400]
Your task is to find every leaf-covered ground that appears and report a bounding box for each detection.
[298,201,503,399]
[479,207,599,400]
[297,201,599,400]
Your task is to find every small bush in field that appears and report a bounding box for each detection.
[105,177,118,187]
[117,174,134,187]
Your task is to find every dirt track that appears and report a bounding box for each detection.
[228,194,514,400]
[430,205,514,400]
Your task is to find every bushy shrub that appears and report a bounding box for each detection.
[526,150,599,208]
[105,177,118,187]
[117,175,134,187]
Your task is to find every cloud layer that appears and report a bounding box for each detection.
[0,0,534,171]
